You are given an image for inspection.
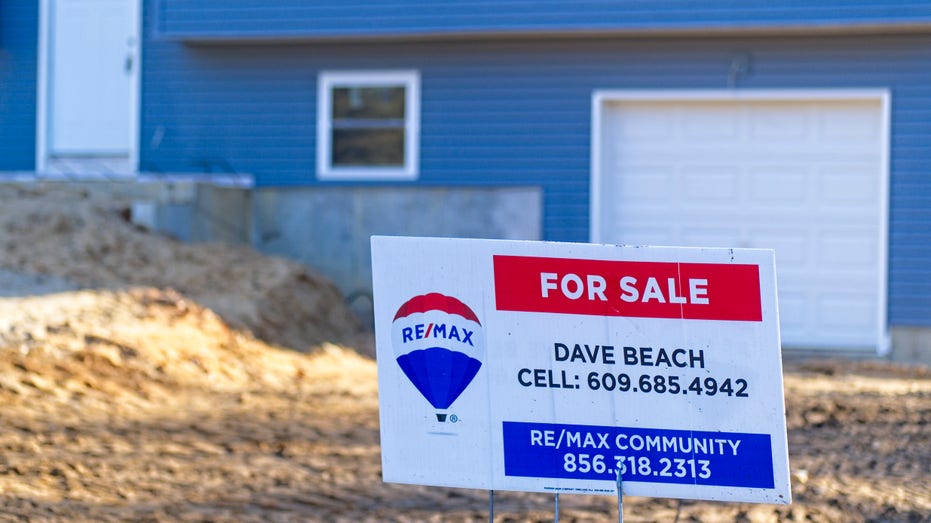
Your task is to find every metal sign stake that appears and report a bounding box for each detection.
[489,490,494,522]
[616,467,624,523]
[554,493,560,523]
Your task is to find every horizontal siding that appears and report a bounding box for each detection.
[140,28,931,325]
[0,3,38,170]
[155,0,931,40]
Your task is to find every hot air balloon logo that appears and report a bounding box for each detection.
[391,293,484,422]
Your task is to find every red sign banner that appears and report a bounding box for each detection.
[493,255,762,321]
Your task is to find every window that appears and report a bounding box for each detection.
[317,70,420,180]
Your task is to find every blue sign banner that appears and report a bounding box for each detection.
[503,421,775,489]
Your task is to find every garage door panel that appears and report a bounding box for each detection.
[610,104,676,141]
[750,230,809,265]
[614,226,674,246]
[817,105,881,141]
[817,231,878,269]
[618,148,875,163]
[749,167,809,203]
[776,292,809,336]
[682,166,740,202]
[612,166,675,202]
[679,104,741,140]
[748,104,811,141]
[678,227,742,249]
[599,96,885,351]
[818,293,877,329]
[818,165,879,205]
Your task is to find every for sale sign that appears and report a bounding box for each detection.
[372,237,791,504]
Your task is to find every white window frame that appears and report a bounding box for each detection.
[316,70,420,181]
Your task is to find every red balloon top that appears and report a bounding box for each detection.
[393,292,481,325]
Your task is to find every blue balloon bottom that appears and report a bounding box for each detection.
[396,347,482,410]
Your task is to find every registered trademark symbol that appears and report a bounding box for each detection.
[449,414,459,423]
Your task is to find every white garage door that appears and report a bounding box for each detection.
[593,93,888,351]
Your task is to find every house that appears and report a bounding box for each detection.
[2,1,931,361]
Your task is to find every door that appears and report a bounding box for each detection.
[594,94,888,351]
[48,0,138,156]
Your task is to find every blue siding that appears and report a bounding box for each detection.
[141,25,931,326]
[156,0,931,40]
[0,3,38,170]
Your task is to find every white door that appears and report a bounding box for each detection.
[594,94,888,351]
[48,0,137,155]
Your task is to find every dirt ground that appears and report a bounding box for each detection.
[0,183,928,522]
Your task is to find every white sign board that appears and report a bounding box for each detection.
[372,237,791,504]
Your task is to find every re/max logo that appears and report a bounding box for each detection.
[401,323,475,346]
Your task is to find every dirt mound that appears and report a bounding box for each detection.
[0,288,381,522]
[0,184,364,352]
[0,288,356,396]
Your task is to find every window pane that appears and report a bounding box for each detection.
[332,129,405,167]
[332,87,405,119]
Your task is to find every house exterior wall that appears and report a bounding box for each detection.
[140,28,931,329]
[0,3,925,353]
[0,3,39,170]
[154,0,931,40]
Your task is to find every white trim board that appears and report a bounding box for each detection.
[589,89,890,354]
[35,0,49,172]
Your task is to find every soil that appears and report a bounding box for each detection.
[0,184,367,353]
[0,183,928,522]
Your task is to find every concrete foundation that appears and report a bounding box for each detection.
[136,182,541,324]
[250,186,541,304]
[890,327,931,365]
